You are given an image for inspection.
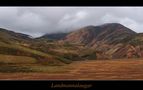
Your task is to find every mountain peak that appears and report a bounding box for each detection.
[63,23,137,45]
[101,23,122,26]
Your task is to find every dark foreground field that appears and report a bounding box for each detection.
[0,59,143,80]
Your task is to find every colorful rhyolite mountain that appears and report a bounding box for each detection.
[61,23,143,59]
[0,23,143,64]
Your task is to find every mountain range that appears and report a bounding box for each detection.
[0,23,143,65]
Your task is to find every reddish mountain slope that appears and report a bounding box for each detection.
[63,23,136,47]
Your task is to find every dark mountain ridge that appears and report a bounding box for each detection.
[38,32,69,40]
[0,28,32,40]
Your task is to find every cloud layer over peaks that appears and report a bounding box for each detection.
[0,7,143,37]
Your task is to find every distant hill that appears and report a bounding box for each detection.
[0,28,71,65]
[38,32,68,40]
[0,28,33,43]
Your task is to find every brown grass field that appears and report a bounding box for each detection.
[0,58,143,80]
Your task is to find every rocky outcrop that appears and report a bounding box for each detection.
[126,45,143,58]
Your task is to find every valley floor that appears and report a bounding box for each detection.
[1,58,143,80]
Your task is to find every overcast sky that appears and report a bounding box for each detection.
[0,7,143,37]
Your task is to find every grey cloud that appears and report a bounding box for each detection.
[0,7,143,37]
